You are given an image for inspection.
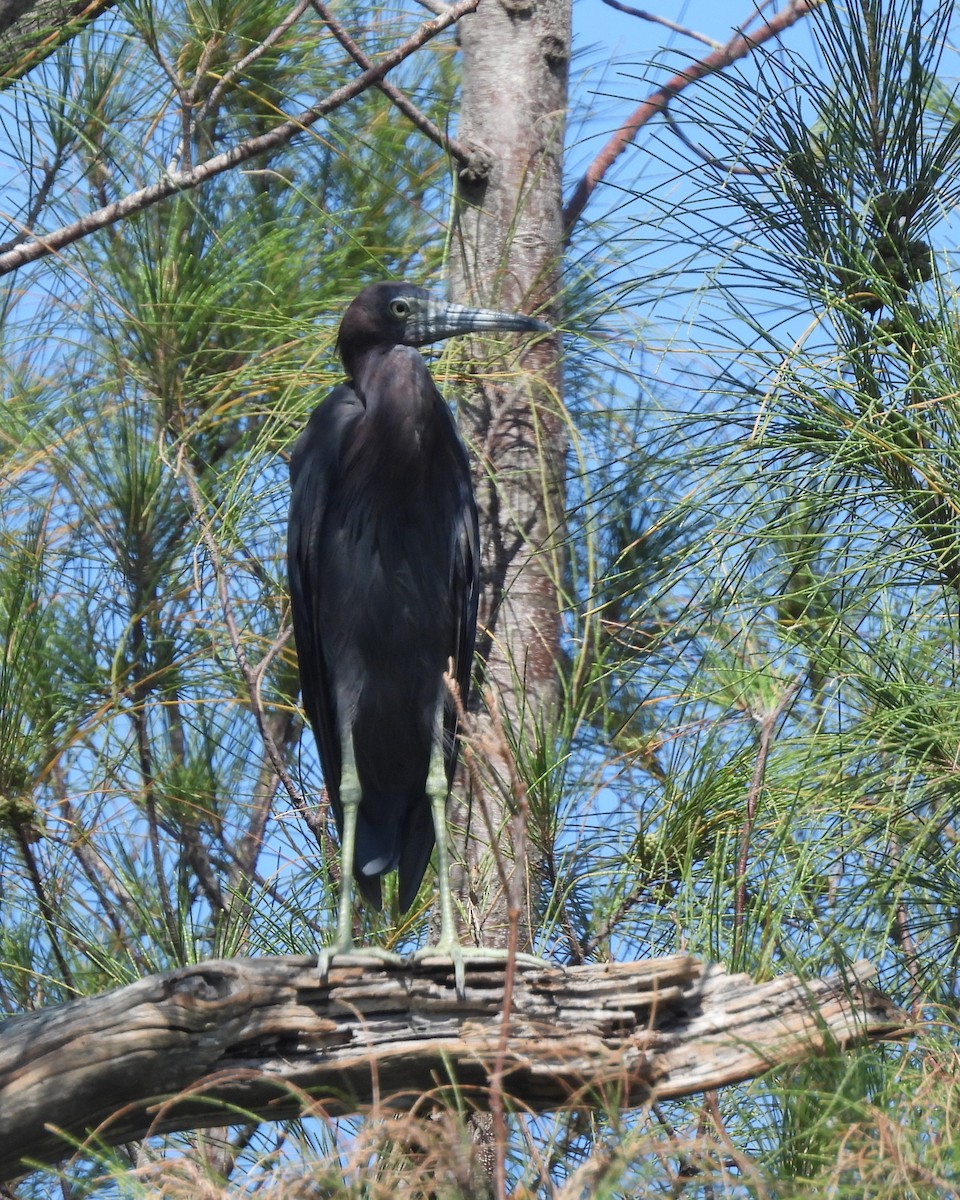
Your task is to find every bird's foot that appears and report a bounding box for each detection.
[409,939,553,1000]
[317,942,405,984]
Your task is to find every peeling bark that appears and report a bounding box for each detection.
[0,955,904,1179]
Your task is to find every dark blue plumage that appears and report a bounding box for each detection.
[287,281,546,975]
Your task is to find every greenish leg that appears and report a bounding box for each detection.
[419,751,469,997]
[410,705,552,998]
[318,733,403,982]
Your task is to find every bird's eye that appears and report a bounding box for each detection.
[389,299,410,319]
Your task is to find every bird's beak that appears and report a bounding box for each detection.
[410,299,550,346]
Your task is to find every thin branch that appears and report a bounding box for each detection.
[173,450,308,821]
[51,769,148,959]
[14,827,74,988]
[188,0,313,143]
[128,620,186,957]
[576,879,653,963]
[662,108,774,175]
[886,833,925,1021]
[451,681,530,948]
[0,0,478,277]
[411,0,452,16]
[227,706,298,938]
[489,909,521,1199]
[738,0,783,38]
[599,0,721,49]
[734,685,798,946]
[310,0,472,166]
[562,0,823,235]
[0,152,62,254]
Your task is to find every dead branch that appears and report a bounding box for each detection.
[0,954,904,1179]
[311,0,474,168]
[562,0,822,235]
[599,0,721,48]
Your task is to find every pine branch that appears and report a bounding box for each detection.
[0,0,478,276]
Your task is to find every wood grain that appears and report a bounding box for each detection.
[0,954,905,1178]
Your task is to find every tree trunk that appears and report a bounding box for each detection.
[449,0,570,950]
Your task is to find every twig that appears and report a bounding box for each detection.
[0,0,479,277]
[489,911,521,1200]
[311,0,472,167]
[703,1090,772,1199]
[172,448,308,822]
[599,0,721,49]
[450,679,530,948]
[886,834,925,1020]
[577,879,651,962]
[188,0,313,143]
[0,153,63,254]
[562,0,823,235]
[734,685,798,946]
[14,827,74,989]
[52,768,151,965]
[127,627,186,956]
[411,0,452,15]
[662,108,773,175]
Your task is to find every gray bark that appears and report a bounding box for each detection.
[449,0,570,949]
[0,955,903,1180]
[0,0,115,84]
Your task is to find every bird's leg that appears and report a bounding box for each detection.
[318,735,402,982]
[409,705,552,998]
[408,746,469,997]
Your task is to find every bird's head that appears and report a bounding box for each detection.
[336,282,548,373]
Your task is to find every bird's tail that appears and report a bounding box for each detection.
[353,795,435,914]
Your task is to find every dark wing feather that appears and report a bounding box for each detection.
[397,394,478,912]
[441,405,481,788]
[287,384,363,829]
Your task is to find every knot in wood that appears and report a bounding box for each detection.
[541,33,568,66]
[164,968,233,1003]
[458,145,495,188]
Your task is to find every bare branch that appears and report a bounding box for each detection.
[599,0,721,49]
[663,107,774,175]
[13,827,74,987]
[734,684,798,945]
[311,0,473,167]
[411,0,452,16]
[173,451,308,821]
[0,0,478,276]
[563,0,823,235]
[189,0,313,140]
[0,152,62,253]
[887,833,925,1021]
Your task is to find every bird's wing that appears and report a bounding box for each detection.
[445,418,481,788]
[287,384,362,821]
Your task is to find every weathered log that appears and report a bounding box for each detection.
[0,954,904,1178]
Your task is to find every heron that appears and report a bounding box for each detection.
[288,281,548,990]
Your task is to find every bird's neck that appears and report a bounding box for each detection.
[351,345,438,429]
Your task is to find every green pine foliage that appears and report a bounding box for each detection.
[2,0,960,1195]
